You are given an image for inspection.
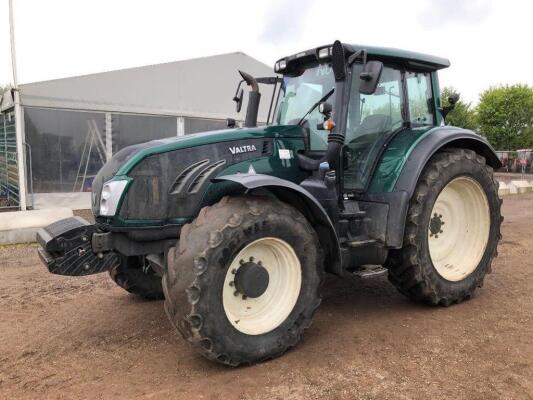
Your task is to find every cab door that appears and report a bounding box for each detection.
[342,65,405,192]
[342,66,437,194]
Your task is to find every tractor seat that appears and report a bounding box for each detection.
[355,114,392,136]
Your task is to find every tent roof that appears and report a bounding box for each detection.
[19,52,274,120]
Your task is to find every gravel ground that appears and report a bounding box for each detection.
[0,195,532,400]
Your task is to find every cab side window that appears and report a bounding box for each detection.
[344,66,403,191]
[406,72,433,126]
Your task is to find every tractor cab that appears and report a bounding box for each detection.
[272,42,450,192]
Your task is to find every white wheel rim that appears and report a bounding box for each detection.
[222,237,302,335]
[428,176,490,281]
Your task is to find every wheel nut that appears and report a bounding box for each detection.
[231,269,237,274]
[234,290,239,296]
[229,281,234,287]
[249,256,254,262]
[242,295,247,300]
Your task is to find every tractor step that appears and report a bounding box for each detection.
[351,265,388,279]
[339,210,366,219]
[345,238,377,248]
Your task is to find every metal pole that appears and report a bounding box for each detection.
[9,0,18,88]
[9,0,27,210]
[105,113,113,160]
[177,116,185,136]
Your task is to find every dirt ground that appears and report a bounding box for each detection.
[1,195,532,400]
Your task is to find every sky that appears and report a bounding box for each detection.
[0,0,531,104]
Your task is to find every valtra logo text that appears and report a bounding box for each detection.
[229,144,257,155]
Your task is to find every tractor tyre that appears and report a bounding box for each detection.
[385,148,502,306]
[109,256,164,300]
[163,196,323,366]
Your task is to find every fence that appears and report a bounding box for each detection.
[0,111,19,209]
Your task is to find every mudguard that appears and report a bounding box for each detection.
[366,128,501,249]
[394,128,501,196]
[213,174,342,275]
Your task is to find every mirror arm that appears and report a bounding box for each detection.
[232,80,244,101]
[347,50,367,67]
[440,105,454,120]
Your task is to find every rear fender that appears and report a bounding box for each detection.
[394,128,501,195]
[212,174,342,275]
[386,128,501,248]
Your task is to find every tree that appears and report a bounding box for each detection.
[477,84,533,150]
[440,87,477,130]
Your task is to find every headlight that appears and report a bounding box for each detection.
[99,179,129,216]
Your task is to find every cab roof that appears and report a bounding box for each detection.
[277,42,450,73]
[350,43,450,70]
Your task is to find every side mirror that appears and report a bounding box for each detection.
[359,61,383,95]
[442,92,460,120]
[233,88,244,113]
[448,93,460,105]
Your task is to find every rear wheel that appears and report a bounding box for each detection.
[163,196,323,366]
[109,256,164,300]
[386,148,502,306]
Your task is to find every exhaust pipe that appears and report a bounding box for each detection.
[326,40,348,169]
[239,70,261,127]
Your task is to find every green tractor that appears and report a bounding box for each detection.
[37,41,502,366]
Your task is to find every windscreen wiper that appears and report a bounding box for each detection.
[297,87,335,126]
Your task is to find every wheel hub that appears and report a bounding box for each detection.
[429,213,445,238]
[233,258,269,298]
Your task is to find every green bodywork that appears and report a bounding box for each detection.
[103,126,309,226]
[106,122,445,226]
[100,45,453,226]
[115,125,305,176]
[367,126,434,193]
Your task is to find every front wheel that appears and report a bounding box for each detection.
[109,256,164,300]
[163,196,323,366]
[386,149,502,306]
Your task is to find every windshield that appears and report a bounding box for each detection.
[275,63,335,150]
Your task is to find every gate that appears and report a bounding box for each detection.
[0,111,19,209]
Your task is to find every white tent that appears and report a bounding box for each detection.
[0,52,276,210]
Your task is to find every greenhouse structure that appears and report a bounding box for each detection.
[0,52,273,210]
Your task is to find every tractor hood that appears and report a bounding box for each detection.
[91,125,305,221]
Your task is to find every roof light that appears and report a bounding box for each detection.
[275,59,287,72]
[318,47,331,59]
